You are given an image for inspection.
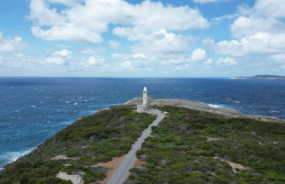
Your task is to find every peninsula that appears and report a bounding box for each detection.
[231,75,285,79]
[0,95,285,184]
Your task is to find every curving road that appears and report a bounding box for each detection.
[107,109,165,184]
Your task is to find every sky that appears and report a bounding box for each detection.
[0,0,285,77]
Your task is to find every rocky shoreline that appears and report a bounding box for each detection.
[125,97,285,123]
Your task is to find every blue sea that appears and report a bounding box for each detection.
[0,77,285,169]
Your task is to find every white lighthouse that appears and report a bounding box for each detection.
[143,87,148,105]
[137,87,148,112]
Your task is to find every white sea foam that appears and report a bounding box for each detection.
[88,104,119,108]
[208,104,230,108]
[0,148,35,169]
[59,119,76,125]
[74,103,77,105]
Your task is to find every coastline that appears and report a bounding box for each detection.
[1,97,284,170]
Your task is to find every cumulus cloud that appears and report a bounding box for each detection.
[204,0,285,60]
[130,29,194,56]
[230,16,285,38]
[203,32,285,57]
[80,47,106,55]
[42,49,73,65]
[216,57,237,65]
[28,0,66,26]
[193,0,228,4]
[0,35,31,52]
[28,0,209,43]
[239,0,285,18]
[190,48,206,61]
[270,54,285,63]
[53,49,72,56]
[111,53,150,71]
[31,24,103,43]
[108,40,120,49]
[47,0,83,6]
[159,48,211,70]
[45,57,67,65]
[87,55,105,66]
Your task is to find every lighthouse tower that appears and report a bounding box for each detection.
[137,87,148,112]
[143,87,148,105]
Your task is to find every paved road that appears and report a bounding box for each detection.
[107,109,165,184]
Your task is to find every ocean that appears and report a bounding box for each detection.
[0,77,285,169]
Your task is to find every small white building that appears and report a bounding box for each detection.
[137,87,148,112]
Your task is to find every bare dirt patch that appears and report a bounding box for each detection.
[206,137,222,141]
[213,157,249,173]
[56,171,84,184]
[51,155,78,160]
[94,155,127,184]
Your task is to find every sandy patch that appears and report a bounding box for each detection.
[52,155,78,160]
[56,171,84,184]
[93,155,127,184]
[132,159,146,167]
[163,112,168,115]
[126,159,147,179]
[206,137,222,141]
[213,157,249,173]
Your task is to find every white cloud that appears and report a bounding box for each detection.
[230,16,285,38]
[0,55,2,63]
[53,49,72,56]
[28,0,66,26]
[111,53,150,71]
[193,0,228,4]
[108,40,120,49]
[87,55,105,66]
[204,0,285,60]
[133,54,146,59]
[270,54,285,63]
[159,49,211,70]
[190,48,206,61]
[205,59,212,64]
[28,0,209,43]
[216,57,237,65]
[212,13,239,21]
[43,49,73,65]
[0,32,2,39]
[0,36,31,52]
[80,47,106,55]
[45,57,67,65]
[203,32,285,57]
[130,29,194,56]
[47,0,83,6]
[239,0,285,18]
[31,24,103,43]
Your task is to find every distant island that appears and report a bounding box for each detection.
[231,75,285,79]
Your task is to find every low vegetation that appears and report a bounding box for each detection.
[1,104,285,184]
[128,105,285,184]
[0,106,156,184]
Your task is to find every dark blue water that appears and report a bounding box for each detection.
[0,77,285,169]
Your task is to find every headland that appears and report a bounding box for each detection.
[0,97,285,184]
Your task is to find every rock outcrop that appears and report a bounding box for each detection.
[125,97,285,123]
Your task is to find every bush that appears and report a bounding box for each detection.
[20,172,32,183]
